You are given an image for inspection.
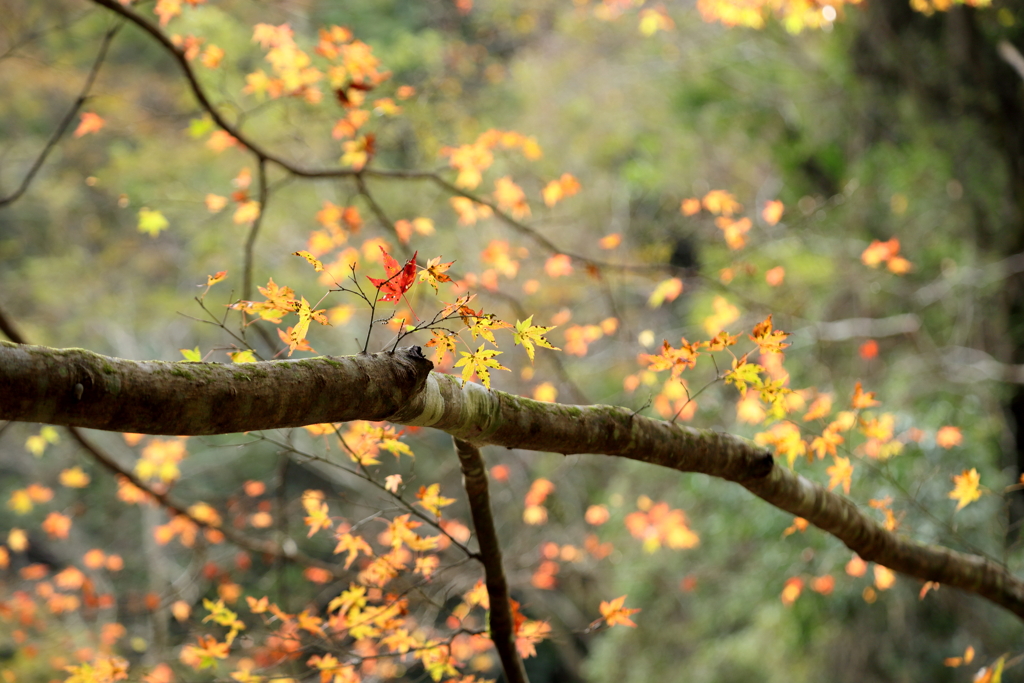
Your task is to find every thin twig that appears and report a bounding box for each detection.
[0,23,121,207]
[243,157,269,302]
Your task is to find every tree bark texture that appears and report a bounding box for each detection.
[3,341,1024,620]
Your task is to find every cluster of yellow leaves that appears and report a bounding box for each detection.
[624,497,699,552]
[222,532,532,681]
[541,173,581,207]
[25,425,60,456]
[340,421,414,466]
[64,656,129,683]
[135,437,188,484]
[8,483,53,514]
[306,202,363,255]
[440,129,541,190]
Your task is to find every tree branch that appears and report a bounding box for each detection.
[3,342,1024,621]
[0,23,121,207]
[454,438,529,683]
[67,427,334,572]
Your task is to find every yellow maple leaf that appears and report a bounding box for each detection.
[949,468,981,511]
[454,344,509,389]
[826,456,854,494]
[416,483,455,516]
[513,316,560,362]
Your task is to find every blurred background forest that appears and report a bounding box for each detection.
[3,0,1024,681]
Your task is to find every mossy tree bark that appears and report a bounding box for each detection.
[3,340,1024,620]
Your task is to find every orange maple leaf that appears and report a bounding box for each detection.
[599,595,641,628]
[74,112,105,138]
[749,314,790,354]
[936,425,963,449]
[761,199,784,225]
[851,381,880,409]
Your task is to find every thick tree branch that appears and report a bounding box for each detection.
[454,438,529,683]
[3,342,1024,620]
[0,310,334,574]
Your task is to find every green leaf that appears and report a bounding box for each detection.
[188,114,215,139]
[180,347,202,362]
[138,207,169,237]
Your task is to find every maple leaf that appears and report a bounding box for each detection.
[419,256,454,292]
[702,189,741,216]
[513,316,560,362]
[544,253,573,277]
[73,111,105,138]
[59,467,90,488]
[233,200,261,224]
[765,265,785,286]
[680,197,701,215]
[716,216,752,250]
[780,577,803,606]
[425,329,458,365]
[599,595,641,628]
[949,468,981,511]
[541,173,581,207]
[851,381,880,409]
[494,176,530,218]
[138,208,169,237]
[367,247,417,303]
[468,314,508,345]
[416,483,455,516]
[293,251,324,272]
[826,455,854,494]
[703,295,739,335]
[454,344,509,389]
[515,619,552,658]
[750,314,790,354]
[648,277,684,308]
[810,427,844,459]
[861,238,900,267]
[936,425,963,448]
[302,492,332,537]
[725,357,764,394]
[341,134,375,170]
[761,200,784,225]
[450,196,493,225]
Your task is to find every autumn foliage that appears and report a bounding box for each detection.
[1,0,1020,682]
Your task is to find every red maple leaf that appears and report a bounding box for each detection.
[367,247,417,303]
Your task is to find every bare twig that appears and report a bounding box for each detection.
[243,158,269,302]
[0,23,121,207]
